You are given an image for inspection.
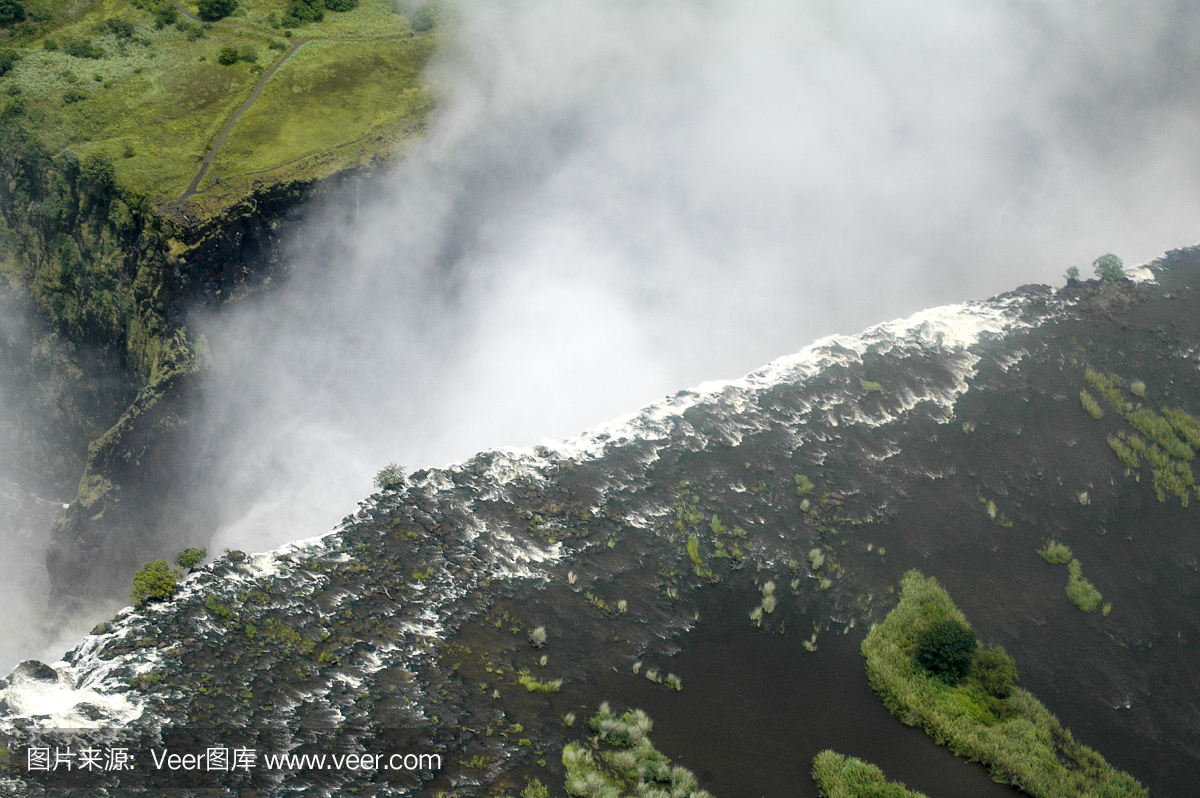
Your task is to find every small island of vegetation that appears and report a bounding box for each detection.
[862,570,1146,798]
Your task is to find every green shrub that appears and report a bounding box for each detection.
[62,37,104,59]
[238,45,257,63]
[971,646,1018,698]
[63,89,88,104]
[325,0,355,10]
[914,619,976,684]
[197,0,237,22]
[1066,559,1101,612]
[411,3,437,32]
[374,462,406,490]
[1093,253,1125,281]
[1064,265,1080,282]
[861,571,1145,798]
[104,17,136,38]
[217,46,239,65]
[175,547,207,569]
[860,379,882,392]
[0,48,19,77]
[130,559,181,606]
[288,0,324,23]
[795,474,815,495]
[0,0,25,27]
[811,751,928,798]
[521,778,549,798]
[154,3,178,28]
[1038,540,1072,565]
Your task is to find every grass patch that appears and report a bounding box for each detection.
[1085,369,1127,412]
[1079,390,1104,420]
[1106,435,1138,467]
[861,571,1144,798]
[1066,560,1102,612]
[517,670,562,693]
[1162,408,1200,449]
[1038,540,1072,565]
[811,751,928,798]
[1125,409,1193,461]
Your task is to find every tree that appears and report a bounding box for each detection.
[374,462,406,490]
[972,645,1018,697]
[130,559,181,606]
[1064,265,1080,283]
[287,0,324,24]
[1093,253,1125,282]
[0,0,25,27]
[80,153,116,196]
[175,547,207,570]
[197,0,237,22]
[915,619,977,684]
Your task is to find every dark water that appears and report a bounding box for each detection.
[594,587,1019,798]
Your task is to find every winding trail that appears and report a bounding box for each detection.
[181,37,303,199]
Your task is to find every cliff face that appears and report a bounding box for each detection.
[0,107,382,599]
[2,254,1195,796]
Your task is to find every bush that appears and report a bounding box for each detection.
[410,3,437,32]
[287,0,324,23]
[104,17,136,38]
[62,37,104,59]
[217,46,239,65]
[971,646,1018,698]
[197,0,237,22]
[130,559,181,606]
[154,3,178,28]
[63,89,88,104]
[1079,390,1103,420]
[80,152,115,194]
[0,48,18,77]
[1038,540,1072,565]
[374,462,405,490]
[0,0,25,27]
[324,0,355,10]
[914,619,976,684]
[239,45,257,62]
[175,547,207,569]
[1093,253,1125,281]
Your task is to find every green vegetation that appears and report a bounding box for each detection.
[130,558,181,606]
[914,619,976,684]
[1079,390,1104,420]
[374,462,406,490]
[559,704,714,798]
[517,670,562,693]
[811,751,928,798]
[175,546,207,569]
[859,379,882,392]
[528,625,546,648]
[1064,265,1080,282]
[1066,559,1102,613]
[1093,253,1125,281]
[862,571,1145,797]
[1038,540,1072,565]
[1162,408,1200,448]
[795,474,815,495]
[522,778,550,798]
[1126,409,1193,460]
[1107,435,1139,467]
[1085,369,1127,412]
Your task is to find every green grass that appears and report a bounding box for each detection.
[1085,369,1127,412]
[1038,540,1072,565]
[0,0,435,210]
[1125,409,1193,461]
[861,571,1145,798]
[811,751,928,798]
[1079,390,1104,420]
[1162,408,1200,449]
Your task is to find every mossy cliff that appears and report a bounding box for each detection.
[0,0,437,598]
